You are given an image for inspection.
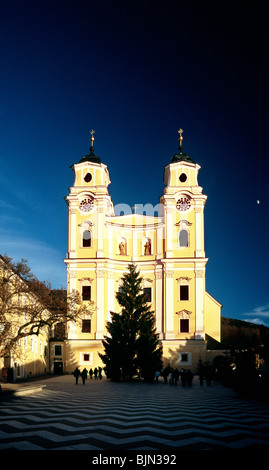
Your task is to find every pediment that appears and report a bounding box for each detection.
[176,309,192,317]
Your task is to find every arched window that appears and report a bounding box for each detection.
[179,229,188,247]
[82,230,91,247]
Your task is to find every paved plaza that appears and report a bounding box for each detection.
[0,374,269,450]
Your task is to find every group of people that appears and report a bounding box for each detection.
[73,365,215,386]
[155,365,215,387]
[159,367,194,386]
[73,366,103,384]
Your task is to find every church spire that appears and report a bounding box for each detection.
[78,129,102,164]
[170,128,194,164]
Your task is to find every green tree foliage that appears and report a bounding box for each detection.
[99,263,162,381]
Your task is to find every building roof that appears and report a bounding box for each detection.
[170,149,194,164]
[78,146,102,164]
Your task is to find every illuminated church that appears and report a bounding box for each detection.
[61,130,222,373]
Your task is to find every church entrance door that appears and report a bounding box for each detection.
[54,361,63,375]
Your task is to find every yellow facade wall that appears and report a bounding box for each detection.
[205,291,222,343]
[63,149,222,373]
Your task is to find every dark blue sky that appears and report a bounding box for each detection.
[0,1,268,325]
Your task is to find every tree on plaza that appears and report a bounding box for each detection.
[0,254,94,358]
[99,262,162,381]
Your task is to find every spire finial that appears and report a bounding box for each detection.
[178,128,184,150]
[90,129,95,147]
[90,129,95,154]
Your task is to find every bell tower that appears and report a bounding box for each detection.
[64,131,115,353]
[160,129,208,340]
[161,129,207,259]
[65,130,114,263]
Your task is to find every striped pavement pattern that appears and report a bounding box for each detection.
[0,375,269,450]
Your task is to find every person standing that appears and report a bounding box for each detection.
[180,368,186,387]
[81,368,88,384]
[173,368,180,386]
[73,367,80,384]
[186,369,193,386]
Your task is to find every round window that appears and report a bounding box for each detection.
[179,173,187,183]
[84,173,92,183]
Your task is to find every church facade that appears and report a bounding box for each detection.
[62,131,222,373]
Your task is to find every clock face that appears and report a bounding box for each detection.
[79,197,94,213]
[176,197,191,211]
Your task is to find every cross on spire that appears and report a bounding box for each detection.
[178,128,184,149]
[89,129,96,155]
[90,129,95,147]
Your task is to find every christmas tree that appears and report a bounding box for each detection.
[99,263,162,381]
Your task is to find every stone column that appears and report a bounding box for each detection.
[69,208,77,258]
[165,270,174,339]
[195,269,205,339]
[68,270,77,339]
[107,271,114,324]
[96,268,105,339]
[165,206,173,257]
[155,267,163,338]
[195,207,205,257]
[97,205,104,258]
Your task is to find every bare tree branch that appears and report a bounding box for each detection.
[0,255,95,358]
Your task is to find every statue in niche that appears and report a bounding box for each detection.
[119,240,126,255]
[144,239,151,255]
